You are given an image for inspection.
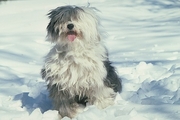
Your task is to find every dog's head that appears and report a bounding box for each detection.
[47,5,101,45]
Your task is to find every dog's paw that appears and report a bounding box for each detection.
[76,104,86,113]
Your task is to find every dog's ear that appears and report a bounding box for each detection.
[47,20,59,40]
[46,9,61,41]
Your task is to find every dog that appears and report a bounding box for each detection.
[41,5,122,119]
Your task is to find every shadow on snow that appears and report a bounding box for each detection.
[14,92,53,114]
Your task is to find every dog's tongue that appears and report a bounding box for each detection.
[67,34,76,42]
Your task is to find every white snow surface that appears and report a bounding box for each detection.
[0,0,180,120]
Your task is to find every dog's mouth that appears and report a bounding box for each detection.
[67,31,77,42]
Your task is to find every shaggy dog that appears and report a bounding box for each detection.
[41,5,122,119]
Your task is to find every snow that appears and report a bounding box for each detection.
[0,0,180,120]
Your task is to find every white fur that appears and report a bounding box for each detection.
[44,42,108,97]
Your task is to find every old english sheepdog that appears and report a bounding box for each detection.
[41,5,122,118]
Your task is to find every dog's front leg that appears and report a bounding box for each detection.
[48,84,83,119]
[57,98,80,119]
[88,86,116,109]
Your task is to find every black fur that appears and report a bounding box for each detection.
[47,84,86,118]
[103,60,122,92]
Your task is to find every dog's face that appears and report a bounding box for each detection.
[47,6,100,45]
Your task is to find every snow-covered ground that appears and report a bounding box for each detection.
[0,0,180,120]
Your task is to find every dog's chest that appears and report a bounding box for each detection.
[53,50,107,93]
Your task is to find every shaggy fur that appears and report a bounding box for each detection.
[41,5,122,119]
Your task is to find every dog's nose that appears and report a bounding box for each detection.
[67,24,74,30]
